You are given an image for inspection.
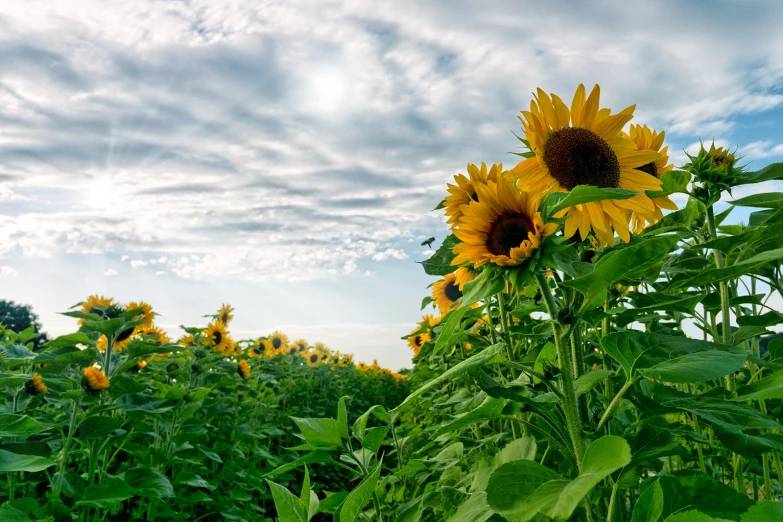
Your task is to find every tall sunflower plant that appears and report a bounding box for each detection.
[277,84,783,521]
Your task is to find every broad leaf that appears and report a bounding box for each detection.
[339,461,382,522]
[601,332,746,383]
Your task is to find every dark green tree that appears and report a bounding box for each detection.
[0,299,49,349]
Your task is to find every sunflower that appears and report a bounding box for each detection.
[237,359,251,380]
[225,337,241,356]
[452,175,558,268]
[339,354,354,367]
[314,342,331,361]
[139,325,171,345]
[512,85,662,246]
[421,314,441,328]
[126,301,156,328]
[444,162,503,225]
[178,334,196,347]
[625,124,676,233]
[79,295,115,324]
[407,330,431,357]
[249,338,273,358]
[83,367,110,394]
[306,351,321,367]
[454,267,477,290]
[292,339,308,352]
[96,330,134,352]
[217,303,235,325]
[25,374,47,395]
[286,345,299,357]
[204,321,230,353]
[431,272,463,314]
[269,331,289,352]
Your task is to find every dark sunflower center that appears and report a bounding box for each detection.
[444,282,462,303]
[272,338,282,349]
[290,347,297,355]
[414,335,423,348]
[298,343,306,351]
[221,313,229,322]
[116,327,135,342]
[637,162,658,178]
[486,211,535,256]
[310,354,318,363]
[543,127,620,190]
[213,331,222,346]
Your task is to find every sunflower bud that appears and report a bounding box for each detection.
[83,367,110,395]
[683,142,742,190]
[25,374,47,395]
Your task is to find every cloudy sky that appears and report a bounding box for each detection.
[1,0,782,370]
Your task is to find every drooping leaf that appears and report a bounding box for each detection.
[0,415,50,437]
[0,450,55,472]
[266,479,307,522]
[561,236,679,308]
[631,480,664,522]
[291,418,343,449]
[601,332,747,383]
[548,186,639,216]
[339,461,382,522]
[393,344,503,412]
[125,467,174,498]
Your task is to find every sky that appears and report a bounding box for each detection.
[0,0,782,370]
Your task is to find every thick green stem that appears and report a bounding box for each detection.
[496,292,514,359]
[706,205,735,393]
[536,272,586,468]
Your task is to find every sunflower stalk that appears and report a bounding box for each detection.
[535,272,586,467]
[705,204,736,393]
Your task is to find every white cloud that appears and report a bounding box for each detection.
[0,266,19,277]
[372,248,408,261]
[103,268,119,276]
[0,0,782,288]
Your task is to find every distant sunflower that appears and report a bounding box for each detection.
[292,339,308,353]
[225,337,241,356]
[431,272,463,314]
[339,354,354,367]
[126,301,156,328]
[250,338,273,358]
[79,295,115,324]
[407,330,431,357]
[444,163,504,225]
[139,325,171,345]
[269,331,289,352]
[625,124,676,233]
[217,304,235,325]
[306,351,321,367]
[204,321,230,353]
[452,175,557,268]
[178,334,196,348]
[25,374,47,395]
[420,314,441,328]
[83,367,110,394]
[238,359,251,380]
[314,342,331,361]
[512,84,662,246]
[287,345,299,357]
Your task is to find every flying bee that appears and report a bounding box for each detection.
[421,237,436,248]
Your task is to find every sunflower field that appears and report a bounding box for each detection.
[4,83,783,522]
[0,300,408,521]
